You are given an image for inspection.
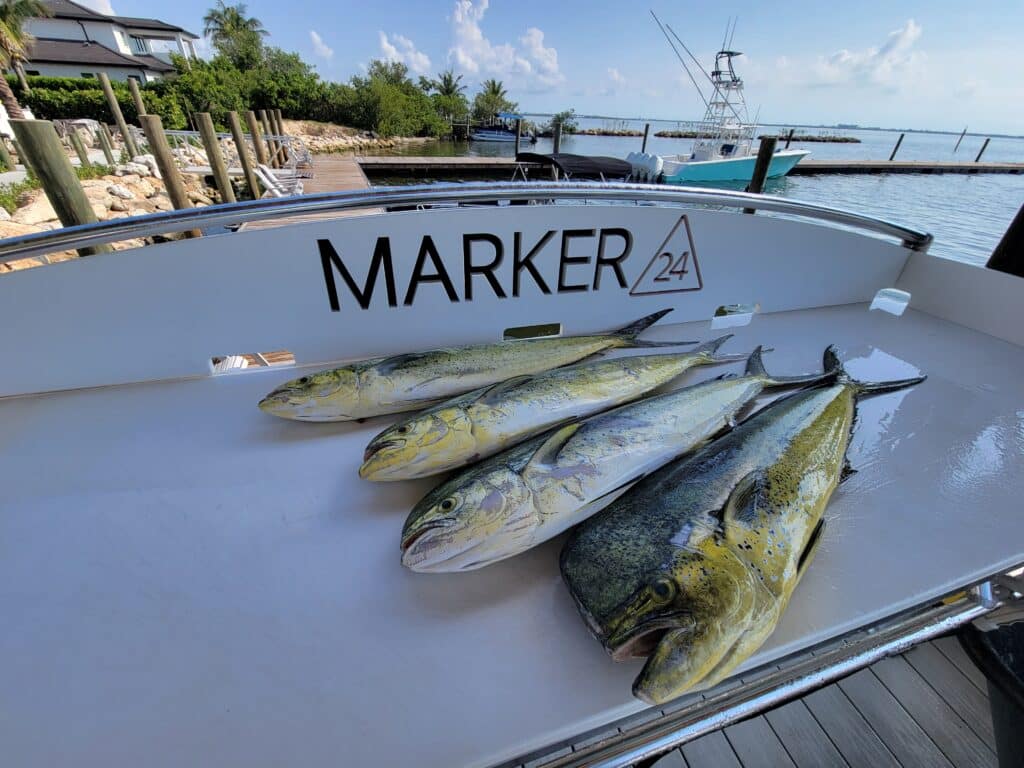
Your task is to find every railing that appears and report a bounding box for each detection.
[160,129,312,176]
[0,182,933,264]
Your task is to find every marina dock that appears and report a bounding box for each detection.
[356,156,1024,178]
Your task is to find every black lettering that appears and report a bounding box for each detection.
[558,229,595,293]
[318,237,397,311]
[593,228,632,290]
[403,235,459,306]
[463,234,506,300]
[513,231,553,297]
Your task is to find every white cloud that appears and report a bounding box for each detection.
[310,31,333,60]
[810,19,924,89]
[448,0,563,90]
[75,0,115,13]
[379,32,432,74]
[607,68,626,86]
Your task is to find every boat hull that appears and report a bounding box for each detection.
[662,149,809,183]
[470,131,518,142]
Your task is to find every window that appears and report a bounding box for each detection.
[128,75,142,82]
[130,35,147,54]
[26,70,39,76]
[80,72,95,78]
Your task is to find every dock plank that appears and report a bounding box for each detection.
[763,700,847,767]
[680,730,742,768]
[838,668,954,768]
[802,683,900,768]
[724,715,796,768]
[872,656,997,767]
[932,635,990,695]
[903,642,996,747]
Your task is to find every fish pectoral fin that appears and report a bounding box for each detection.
[477,375,536,405]
[523,422,582,474]
[839,461,858,484]
[797,518,826,578]
[720,469,766,531]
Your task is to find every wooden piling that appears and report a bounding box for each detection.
[139,114,200,237]
[514,118,522,155]
[785,128,795,149]
[641,122,650,153]
[9,119,111,255]
[0,138,12,171]
[10,138,25,170]
[888,132,905,162]
[98,72,139,158]
[96,124,116,165]
[552,121,563,154]
[195,112,236,204]
[245,110,269,165]
[68,130,91,168]
[273,109,288,163]
[975,138,991,163]
[954,126,967,153]
[228,111,259,200]
[259,110,279,168]
[744,136,777,213]
[127,77,147,120]
[986,202,1024,278]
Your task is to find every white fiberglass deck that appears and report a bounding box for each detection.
[3,302,1022,768]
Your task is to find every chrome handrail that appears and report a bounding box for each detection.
[0,182,933,264]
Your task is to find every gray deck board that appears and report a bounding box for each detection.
[724,716,797,768]
[903,642,997,747]
[932,635,990,695]
[838,668,955,768]
[763,700,848,767]
[680,730,742,768]
[872,656,997,767]
[802,683,901,768]
[649,747,687,767]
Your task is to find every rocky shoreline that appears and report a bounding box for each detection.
[282,119,436,154]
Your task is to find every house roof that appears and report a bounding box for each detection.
[38,0,199,39]
[26,38,177,73]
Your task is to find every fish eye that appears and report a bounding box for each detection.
[439,497,457,512]
[650,578,676,604]
[297,376,310,385]
[396,425,410,434]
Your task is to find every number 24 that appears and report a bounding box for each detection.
[653,250,690,282]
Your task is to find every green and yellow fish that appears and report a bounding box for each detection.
[258,308,691,421]
[361,335,747,481]
[400,347,836,572]
[560,351,925,705]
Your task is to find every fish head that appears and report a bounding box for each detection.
[561,500,755,705]
[258,368,359,421]
[400,465,535,572]
[360,406,475,480]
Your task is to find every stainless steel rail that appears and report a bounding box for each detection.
[0,182,932,264]
[513,586,998,768]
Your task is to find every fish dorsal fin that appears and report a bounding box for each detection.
[523,422,582,474]
[720,469,765,531]
[375,350,435,374]
[476,375,536,405]
[797,518,826,577]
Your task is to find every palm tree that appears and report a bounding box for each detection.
[202,1,266,67]
[0,0,49,120]
[434,69,465,98]
[481,78,507,101]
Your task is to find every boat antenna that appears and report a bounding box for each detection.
[727,18,738,49]
[650,10,710,111]
[666,23,745,124]
[721,17,731,52]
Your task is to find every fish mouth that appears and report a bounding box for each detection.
[606,613,691,661]
[400,520,452,555]
[363,439,405,464]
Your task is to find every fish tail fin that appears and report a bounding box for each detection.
[826,347,927,396]
[756,344,843,388]
[613,308,698,348]
[695,334,767,364]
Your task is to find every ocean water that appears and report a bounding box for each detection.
[365,121,1024,266]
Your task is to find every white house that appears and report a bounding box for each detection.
[22,0,200,83]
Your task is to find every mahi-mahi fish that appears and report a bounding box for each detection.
[559,351,925,705]
[258,309,691,421]
[400,347,838,572]
[361,335,749,481]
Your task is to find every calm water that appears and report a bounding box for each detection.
[364,121,1024,266]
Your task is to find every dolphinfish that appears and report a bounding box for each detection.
[258,308,692,421]
[560,351,925,704]
[400,347,837,572]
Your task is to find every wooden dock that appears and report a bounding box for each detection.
[356,156,1024,178]
[551,636,996,768]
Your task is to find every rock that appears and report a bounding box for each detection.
[112,238,146,251]
[188,191,213,205]
[127,198,158,215]
[0,220,46,239]
[109,198,128,212]
[4,257,46,271]
[130,154,161,179]
[107,183,135,200]
[16,190,35,207]
[12,196,57,225]
[117,162,151,177]
[0,207,10,221]
[91,203,107,219]
[152,196,173,211]
[117,173,141,186]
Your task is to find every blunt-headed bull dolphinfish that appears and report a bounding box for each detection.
[258,308,691,421]
[560,351,925,705]
[400,347,838,572]
[361,335,748,481]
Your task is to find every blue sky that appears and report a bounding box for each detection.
[88,0,1022,133]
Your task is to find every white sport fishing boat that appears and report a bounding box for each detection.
[1,181,1022,767]
[629,15,809,183]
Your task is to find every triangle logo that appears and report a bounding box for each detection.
[630,214,704,296]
